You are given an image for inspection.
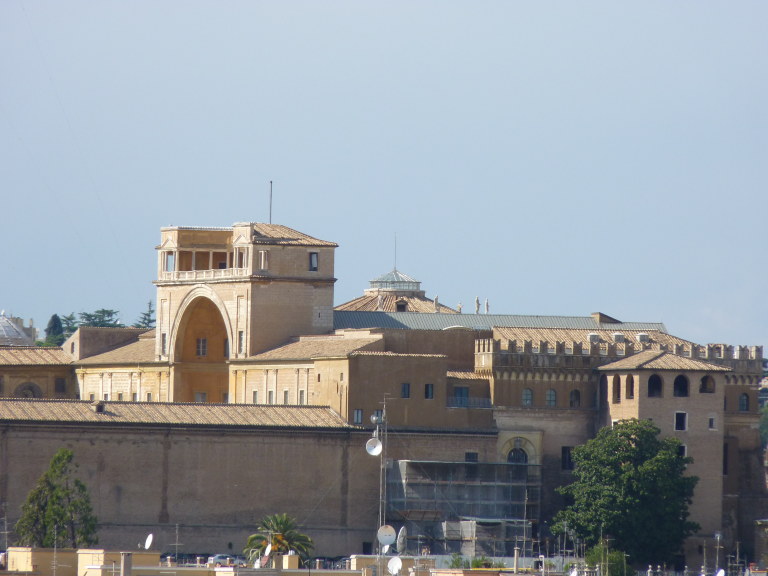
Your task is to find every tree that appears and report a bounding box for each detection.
[15,448,98,548]
[61,313,79,337]
[78,309,121,328]
[133,301,155,329]
[243,513,313,565]
[553,419,699,566]
[44,314,65,346]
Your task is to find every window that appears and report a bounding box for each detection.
[283,390,289,404]
[454,387,469,407]
[268,390,274,404]
[673,375,689,397]
[103,394,109,401]
[258,250,269,270]
[522,388,533,407]
[238,331,244,354]
[164,251,175,272]
[340,372,344,381]
[222,392,229,403]
[708,416,716,430]
[317,374,321,382]
[252,390,258,404]
[561,447,574,470]
[675,412,687,431]
[224,338,229,358]
[401,382,411,398]
[700,376,716,393]
[396,300,407,312]
[132,393,137,401]
[70,342,75,354]
[465,452,479,463]
[309,252,319,271]
[612,375,621,404]
[508,447,528,464]
[723,442,729,475]
[146,392,152,401]
[677,445,687,458]
[625,375,635,399]
[55,378,66,394]
[546,389,557,407]
[196,337,207,357]
[739,393,750,412]
[569,389,581,408]
[299,390,305,405]
[648,374,663,397]
[353,409,363,425]
[161,333,167,355]
[195,392,207,402]
[424,383,434,399]
[118,393,123,401]
[89,393,95,401]
[373,409,383,422]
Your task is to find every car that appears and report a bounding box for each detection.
[208,554,235,567]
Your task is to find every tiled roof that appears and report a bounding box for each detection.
[247,336,384,361]
[0,399,353,429]
[493,326,690,348]
[333,311,667,333]
[244,223,338,247]
[77,336,158,365]
[350,351,446,359]
[597,350,732,372]
[448,370,488,381]
[335,294,459,314]
[0,346,72,366]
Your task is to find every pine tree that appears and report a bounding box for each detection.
[44,314,65,346]
[133,301,155,329]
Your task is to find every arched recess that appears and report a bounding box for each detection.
[169,286,235,363]
[14,382,42,398]
[500,436,538,466]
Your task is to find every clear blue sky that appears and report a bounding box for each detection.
[1,1,765,349]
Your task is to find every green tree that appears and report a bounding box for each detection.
[243,513,313,565]
[44,314,65,346]
[553,419,698,566]
[133,301,156,329]
[15,448,98,548]
[585,544,630,576]
[61,313,79,337]
[79,309,121,328]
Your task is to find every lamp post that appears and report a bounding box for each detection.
[714,532,722,573]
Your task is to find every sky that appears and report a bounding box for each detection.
[1,1,766,349]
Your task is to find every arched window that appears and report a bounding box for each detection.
[546,389,557,407]
[699,376,716,393]
[522,388,533,407]
[14,382,42,398]
[673,375,689,397]
[569,389,581,408]
[508,448,529,464]
[612,375,621,404]
[648,374,663,398]
[739,393,750,412]
[625,375,635,399]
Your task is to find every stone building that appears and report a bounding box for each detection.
[0,221,764,567]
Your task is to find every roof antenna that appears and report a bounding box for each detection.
[394,233,397,272]
[269,180,273,224]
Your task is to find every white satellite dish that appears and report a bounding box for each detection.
[716,570,725,576]
[377,525,396,546]
[396,526,407,553]
[388,556,403,575]
[265,543,272,556]
[144,533,153,550]
[366,437,383,456]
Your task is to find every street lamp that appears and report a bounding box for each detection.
[714,532,722,573]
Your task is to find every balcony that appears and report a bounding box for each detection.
[158,268,251,282]
[447,396,492,409]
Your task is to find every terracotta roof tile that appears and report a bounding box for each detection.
[597,349,732,372]
[248,336,384,361]
[0,346,72,366]
[493,326,689,348]
[0,398,352,428]
[335,294,458,314]
[77,337,158,365]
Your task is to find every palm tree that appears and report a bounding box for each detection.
[243,513,314,566]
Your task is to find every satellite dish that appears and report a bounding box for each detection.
[396,526,407,554]
[388,556,403,575]
[716,570,725,576]
[144,533,153,550]
[265,543,272,556]
[377,525,396,546]
[366,437,383,456]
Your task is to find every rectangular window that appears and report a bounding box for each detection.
[89,393,95,401]
[252,390,258,404]
[103,394,109,401]
[309,252,319,271]
[55,378,66,393]
[258,250,269,270]
[161,333,167,355]
[465,451,479,463]
[373,409,383,422]
[424,383,434,399]
[299,390,305,405]
[283,390,289,404]
[196,337,207,357]
[195,392,208,403]
[118,393,124,401]
[353,409,363,425]
[238,331,244,354]
[222,392,228,403]
[268,390,274,405]
[146,392,152,401]
[454,386,469,407]
[340,372,344,381]
[723,442,729,475]
[401,382,411,398]
[164,251,175,272]
[677,445,687,457]
[675,412,687,431]
[70,342,75,354]
[132,393,137,401]
[562,447,574,470]
[708,416,716,430]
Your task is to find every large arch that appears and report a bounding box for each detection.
[168,286,235,363]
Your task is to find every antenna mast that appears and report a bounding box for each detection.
[269,181,273,224]
[394,233,397,271]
